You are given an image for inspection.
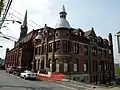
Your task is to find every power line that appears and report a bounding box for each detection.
[0,0,13,29]
[0,32,17,41]
[8,13,37,29]
[10,8,41,27]
[0,35,16,41]
[1,32,18,40]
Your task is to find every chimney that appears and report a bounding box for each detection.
[6,48,9,53]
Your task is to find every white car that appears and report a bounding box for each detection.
[20,70,37,79]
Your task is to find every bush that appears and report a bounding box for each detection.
[115,67,120,76]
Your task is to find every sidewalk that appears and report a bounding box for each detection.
[57,79,120,90]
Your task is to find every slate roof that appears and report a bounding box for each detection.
[84,29,97,37]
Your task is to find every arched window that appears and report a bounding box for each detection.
[47,59,51,68]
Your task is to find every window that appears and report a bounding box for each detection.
[55,41,60,52]
[48,32,52,36]
[63,40,70,52]
[109,50,111,55]
[42,44,44,54]
[75,32,78,35]
[92,47,97,56]
[74,64,77,72]
[35,48,37,55]
[104,63,107,71]
[84,63,86,72]
[47,59,51,68]
[56,33,59,36]
[74,43,79,54]
[48,43,52,52]
[93,61,95,72]
[63,40,67,52]
[79,32,82,36]
[99,49,102,55]
[36,47,39,55]
[64,32,69,36]
[39,47,41,55]
[64,63,68,72]
[84,60,88,72]
[84,45,88,55]
[56,60,59,72]
[104,50,107,57]
[99,64,101,71]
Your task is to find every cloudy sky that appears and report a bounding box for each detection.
[0,0,120,63]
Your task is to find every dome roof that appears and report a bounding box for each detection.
[55,5,70,29]
[55,18,70,29]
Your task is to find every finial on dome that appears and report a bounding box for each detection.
[91,27,94,31]
[45,24,47,27]
[62,4,66,12]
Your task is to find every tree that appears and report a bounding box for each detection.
[0,0,4,17]
[115,67,120,76]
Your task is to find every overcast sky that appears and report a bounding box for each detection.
[0,0,120,63]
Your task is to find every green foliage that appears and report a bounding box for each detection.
[115,67,120,76]
[0,0,4,16]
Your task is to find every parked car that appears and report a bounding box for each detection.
[12,66,28,76]
[6,66,16,74]
[20,70,37,80]
[8,66,16,74]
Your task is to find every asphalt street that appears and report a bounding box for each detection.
[0,70,78,90]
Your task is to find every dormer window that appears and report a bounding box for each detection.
[56,33,59,36]
[109,50,111,54]
[99,39,102,43]
[79,32,82,36]
[75,32,78,35]
[48,32,52,36]
[64,32,69,36]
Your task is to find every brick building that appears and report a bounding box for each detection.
[4,11,38,69]
[33,5,114,83]
[5,5,114,84]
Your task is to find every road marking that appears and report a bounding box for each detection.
[67,83,89,89]
[54,83,78,90]
[58,82,95,90]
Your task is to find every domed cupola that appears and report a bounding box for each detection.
[55,5,70,29]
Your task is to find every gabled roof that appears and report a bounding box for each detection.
[84,28,97,37]
[116,31,120,34]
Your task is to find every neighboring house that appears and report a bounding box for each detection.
[4,11,38,70]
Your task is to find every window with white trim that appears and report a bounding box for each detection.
[64,63,68,72]
[56,63,59,72]
[84,63,87,71]
[74,64,77,71]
